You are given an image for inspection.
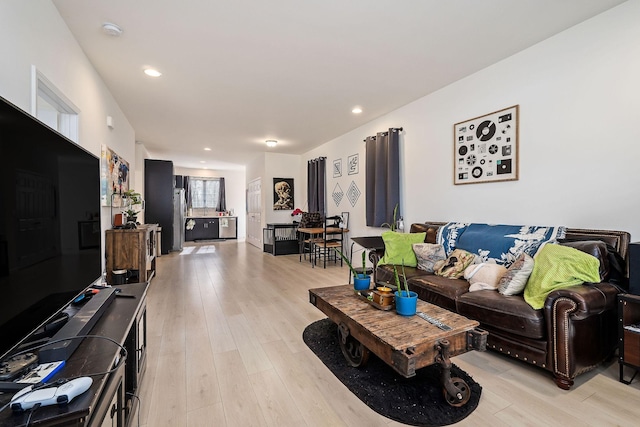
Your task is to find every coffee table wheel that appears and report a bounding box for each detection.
[443,377,471,407]
[337,323,370,367]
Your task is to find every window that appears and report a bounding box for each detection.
[191,178,221,209]
[31,67,79,142]
[187,177,226,215]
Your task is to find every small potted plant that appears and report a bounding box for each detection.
[335,249,371,291]
[122,189,143,228]
[393,261,418,316]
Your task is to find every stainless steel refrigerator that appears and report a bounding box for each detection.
[172,188,185,251]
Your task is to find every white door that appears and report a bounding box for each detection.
[246,178,262,249]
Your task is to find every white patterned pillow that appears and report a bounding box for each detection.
[498,253,534,295]
[412,243,446,273]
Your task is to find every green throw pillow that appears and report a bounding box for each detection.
[523,244,600,309]
[377,231,426,267]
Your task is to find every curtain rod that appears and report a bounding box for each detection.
[363,127,403,141]
[308,156,326,163]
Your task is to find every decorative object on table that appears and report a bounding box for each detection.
[291,207,304,223]
[110,189,143,229]
[273,178,294,210]
[371,287,395,308]
[336,249,371,290]
[394,263,417,316]
[453,105,519,185]
[120,189,144,228]
[100,145,130,206]
[302,318,482,426]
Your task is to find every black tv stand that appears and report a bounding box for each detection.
[39,287,117,363]
[0,282,148,427]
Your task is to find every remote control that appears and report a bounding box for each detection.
[416,311,452,331]
[10,376,93,412]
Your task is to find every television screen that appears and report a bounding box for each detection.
[0,96,102,361]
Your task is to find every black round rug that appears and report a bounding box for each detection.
[302,318,482,426]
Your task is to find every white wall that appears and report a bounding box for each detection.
[0,1,136,265]
[301,1,640,241]
[174,167,247,240]
[245,153,303,246]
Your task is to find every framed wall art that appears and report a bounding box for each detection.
[333,159,342,178]
[453,105,519,185]
[273,178,294,210]
[100,145,130,206]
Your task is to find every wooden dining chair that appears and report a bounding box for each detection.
[313,215,344,268]
[298,212,323,262]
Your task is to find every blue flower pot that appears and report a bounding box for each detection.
[353,275,371,291]
[395,291,418,316]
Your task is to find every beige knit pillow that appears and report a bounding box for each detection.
[498,253,534,295]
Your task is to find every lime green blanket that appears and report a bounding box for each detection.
[524,244,601,309]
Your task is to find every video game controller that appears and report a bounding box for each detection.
[10,376,93,412]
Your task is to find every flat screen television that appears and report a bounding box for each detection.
[0,96,102,361]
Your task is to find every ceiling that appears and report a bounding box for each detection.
[52,0,625,171]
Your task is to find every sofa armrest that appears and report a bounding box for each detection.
[543,282,619,389]
[543,282,619,319]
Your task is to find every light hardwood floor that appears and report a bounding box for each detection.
[135,241,640,427]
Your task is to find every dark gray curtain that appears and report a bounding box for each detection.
[218,177,226,211]
[307,157,326,214]
[183,176,192,210]
[366,128,400,227]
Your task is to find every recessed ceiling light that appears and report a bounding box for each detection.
[266,140,278,147]
[102,23,123,37]
[144,69,162,77]
[204,147,211,151]
[200,161,206,164]
[352,107,363,114]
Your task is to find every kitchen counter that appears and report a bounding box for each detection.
[185,216,237,240]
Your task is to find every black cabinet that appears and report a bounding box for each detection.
[619,293,640,384]
[145,159,174,254]
[185,217,219,241]
[263,223,299,255]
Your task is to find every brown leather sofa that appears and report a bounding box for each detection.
[373,222,629,390]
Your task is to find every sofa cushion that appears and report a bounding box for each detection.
[407,275,470,311]
[498,253,535,296]
[457,290,546,339]
[434,249,475,278]
[412,243,446,273]
[377,231,426,267]
[524,244,601,309]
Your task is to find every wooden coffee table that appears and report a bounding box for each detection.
[308,285,487,406]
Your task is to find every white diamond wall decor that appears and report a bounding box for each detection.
[347,181,360,207]
[332,183,344,206]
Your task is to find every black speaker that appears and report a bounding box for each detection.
[628,242,640,295]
